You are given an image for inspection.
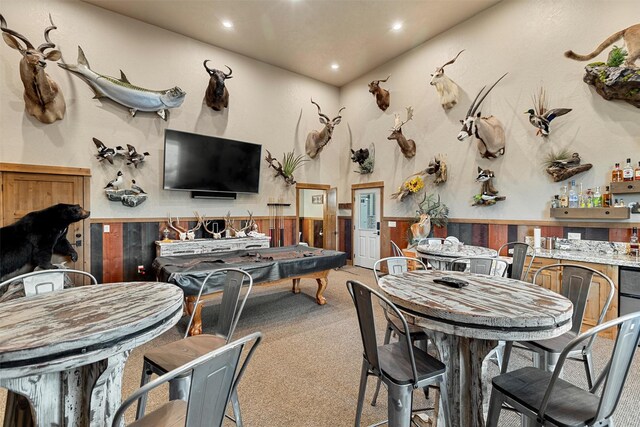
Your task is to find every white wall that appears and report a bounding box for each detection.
[299,189,325,218]
[337,0,639,221]
[0,0,342,219]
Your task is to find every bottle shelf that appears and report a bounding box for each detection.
[550,207,630,220]
[610,182,640,194]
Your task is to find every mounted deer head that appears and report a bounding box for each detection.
[1,14,65,123]
[388,106,416,159]
[368,75,390,111]
[305,98,345,159]
[203,61,232,111]
[429,50,464,110]
[458,73,508,159]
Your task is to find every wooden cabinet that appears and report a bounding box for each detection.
[526,256,619,339]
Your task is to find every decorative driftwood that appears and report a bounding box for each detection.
[546,163,593,182]
[582,64,640,108]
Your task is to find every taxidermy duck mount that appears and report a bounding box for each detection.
[59,46,186,120]
[565,24,640,107]
[525,87,572,136]
[265,150,308,185]
[543,149,592,182]
[473,167,506,206]
[93,138,125,164]
[350,143,375,174]
[104,173,147,207]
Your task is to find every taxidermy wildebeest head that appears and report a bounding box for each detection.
[458,73,508,159]
[203,61,232,111]
[0,14,65,124]
[368,75,390,111]
[429,50,464,110]
[305,98,345,159]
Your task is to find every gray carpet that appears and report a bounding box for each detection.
[1,266,639,426]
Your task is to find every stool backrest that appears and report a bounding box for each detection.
[373,257,428,283]
[0,269,98,296]
[449,257,508,277]
[497,241,534,281]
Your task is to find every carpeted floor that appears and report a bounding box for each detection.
[1,266,639,426]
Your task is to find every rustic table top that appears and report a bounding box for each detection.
[0,282,183,373]
[378,270,573,340]
[416,243,498,258]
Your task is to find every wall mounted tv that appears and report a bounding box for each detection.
[163,129,261,196]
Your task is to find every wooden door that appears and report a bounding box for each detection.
[324,187,337,250]
[0,164,91,273]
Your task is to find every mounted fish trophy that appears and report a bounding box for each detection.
[203,61,232,111]
[0,14,65,124]
[473,167,506,206]
[368,75,390,111]
[305,98,345,159]
[388,106,416,159]
[458,73,508,159]
[525,87,572,137]
[430,50,464,110]
[59,46,186,120]
[350,143,375,174]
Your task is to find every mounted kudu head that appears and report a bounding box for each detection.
[305,98,345,159]
[368,75,390,111]
[203,61,232,111]
[1,14,65,123]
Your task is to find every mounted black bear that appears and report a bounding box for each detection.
[0,203,90,279]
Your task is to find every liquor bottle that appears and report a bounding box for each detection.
[602,185,611,207]
[623,158,634,181]
[586,188,593,208]
[630,227,639,256]
[559,185,569,208]
[619,198,625,207]
[568,180,578,208]
[612,163,622,183]
[578,182,585,208]
[614,198,619,207]
[635,161,640,181]
[593,186,602,207]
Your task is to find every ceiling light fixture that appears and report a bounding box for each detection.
[392,21,403,31]
[222,20,234,29]
[331,63,340,70]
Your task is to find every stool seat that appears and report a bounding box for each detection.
[130,400,187,427]
[145,334,227,372]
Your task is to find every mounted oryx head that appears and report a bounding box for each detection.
[457,73,508,159]
[368,75,390,111]
[388,106,416,159]
[1,14,65,123]
[305,98,345,159]
[430,50,464,110]
[203,61,232,111]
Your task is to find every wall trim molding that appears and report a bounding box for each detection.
[91,215,299,223]
[0,162,91,176]
[381,217,639,229]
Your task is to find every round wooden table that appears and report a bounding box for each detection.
[378,270,573,427]
[416,243,498,270]
[0,282,183,427]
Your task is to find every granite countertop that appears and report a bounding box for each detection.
[532,248,640,268]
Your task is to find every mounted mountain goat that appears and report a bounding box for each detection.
[1,14,65,124]
[388,106,416,159]
[203,61,232,111]
[305,98,345,159]
[429,50,464,110]
[457,73,508,159]
[368,75,390,111]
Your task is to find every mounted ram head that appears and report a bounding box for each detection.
[430,50,464,110]
[457,73,508,159]
[368,75,390,111]
[305,98,345,159]
[388,106,416,159]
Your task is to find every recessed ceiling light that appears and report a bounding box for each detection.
[222,20,234,29]
[392,21,403,31]
[331,63,340,70]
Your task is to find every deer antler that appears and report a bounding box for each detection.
[437,49,465,71]
[189,211,203,233]
[392,106,414,131]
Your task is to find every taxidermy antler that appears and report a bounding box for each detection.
[388,106,416,158]
[525,87,572,137]
[0,14,65,124]
[457,73,508,159]
[241,210,259,234]
[305,98,346,159]
[202,214,226,239]
[203,61,232,111]
[223,211,238,237]
[368,75,390,111]
[430,50,464,110]
[167,215,187,241]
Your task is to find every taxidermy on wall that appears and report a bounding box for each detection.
[350,143,375,174]
[525,87,572,137]
[564,23,640,68]
[473,167,505,206]
[0,14,65,124]
[203,61,232,111]
[59,46,186,120]
[543,149,592,182]
[167,214,201,241]
[368,75,390,111]
[458,73,508,159]
[430,49,464,110]
[125,144,149,168]
[305,99,345,159]
[265,150,308,185]
[93,138,125,164]
[426,155,448,185]
[388,106,416,159]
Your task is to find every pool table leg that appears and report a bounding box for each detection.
[292,278,301,294]
[315,277,327,305]
[185,296,202,336]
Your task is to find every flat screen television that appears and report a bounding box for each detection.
[163,129,261,195]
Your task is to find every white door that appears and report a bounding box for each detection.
[354,188,381,269]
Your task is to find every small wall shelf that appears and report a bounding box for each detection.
[338,203,353,210]
[610,182,640,194]
[550,207,630,220]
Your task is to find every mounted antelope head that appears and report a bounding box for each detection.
[1,14,65,124]
[429,50,464,110]
[368,75,390,111]
[203,61,232,111]
[388,106,416,159]
[457,73,508,159]
[305,98,345,159]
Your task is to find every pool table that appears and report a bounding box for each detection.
[153,245,347,335]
